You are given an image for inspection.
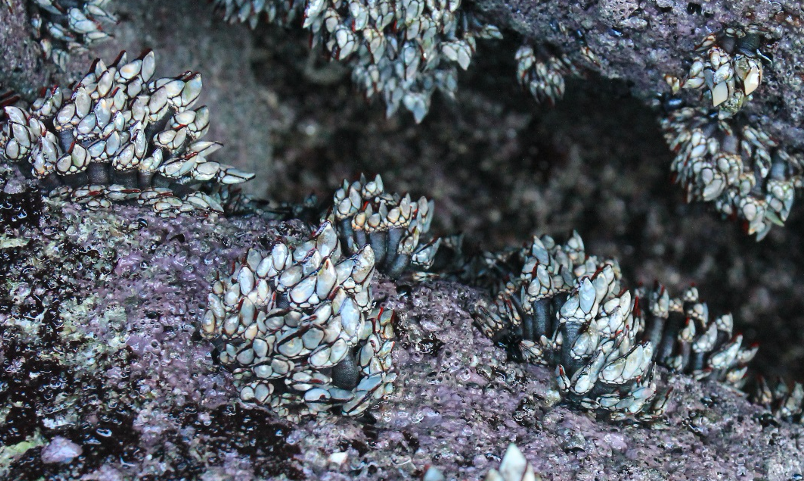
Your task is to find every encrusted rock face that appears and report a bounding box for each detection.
[0,51,254,217]
[329,174,440,278]
[637,283,757,388]
[29,0,117,70]
[661,105,802,239]
[201,221,396,419]
[214,0,501,122]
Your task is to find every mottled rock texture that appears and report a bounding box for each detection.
[1,180,802,479]
[3,0,804,479]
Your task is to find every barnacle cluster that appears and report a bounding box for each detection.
[515,44,577,105]
[754,378,804,423]
[661,105,802,239]
[473,232,668,420]
[28,0,117,70]
[0,51,255,217]
[213,0,297,28]
[214,0,501,122]
[328,174,440,278]
[636,283,757,388]
[679,26,767,113]
[201,222,396,420]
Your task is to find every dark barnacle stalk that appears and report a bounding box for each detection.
[28,0,118,70]
[0,50,255,217]
[201,221,396,421]
[661,104,802,239]
[328,173,440,279]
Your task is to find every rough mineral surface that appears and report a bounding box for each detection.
[3,0,804,479]
[474,0,804,150]
[1,174,803,479]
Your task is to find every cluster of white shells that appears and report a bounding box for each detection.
[201,222,396,419]
[0,51,254,217]
[637,283,757,388]
[214,0,501,122]
[474,232,669,421]
[661,106,802,239]
[674,26,765,113]
[30,0,117,70]
[515,45,577,105]
[329,174,440,278]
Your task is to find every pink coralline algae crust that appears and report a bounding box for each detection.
[1,179,803,479]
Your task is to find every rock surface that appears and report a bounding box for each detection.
[1,180,802,479]
[3,0,804,479]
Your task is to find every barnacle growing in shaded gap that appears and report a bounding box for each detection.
[201,222,396,420]
[28,0,117,70]
[636,283,757,388]
[412,233,520,291]
[0,51,255,217]
[516,44,578,106]
[328,174,440,279]
[661,104,802,239]
[676,25,771,113]
[753,378,804,424]
[473,232,670,421]
[213,0,501,122]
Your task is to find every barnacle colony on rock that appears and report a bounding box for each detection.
[201,222,396,419]
[678,26,768,112]
[0,51,255,217]
[214,0,501,122]
[473,232,667,420]
[329,174,440,278]
[29,0,118,70]
[661,105,802,239]
[474,230,759,419]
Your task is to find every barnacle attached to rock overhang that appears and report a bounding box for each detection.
[0,51,255,217]
[515,44,578,106]
[214,0,501,122]
[201,222,396,420]
[214,0,297,28]
[661,105,802,239]
[680,25,770,113]
[473,232,669,421]
[636,283,757,388]
[29,0,118,70]
[328,174,440,279]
